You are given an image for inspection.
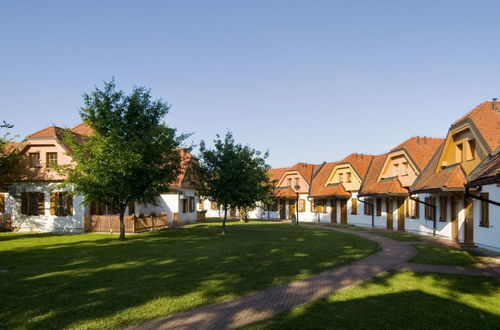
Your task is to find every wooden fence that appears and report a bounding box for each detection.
[84,213,168,233]
[0,214,12,231]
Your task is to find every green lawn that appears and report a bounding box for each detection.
[244,271,500,330]
[0,221,379,330]
[369,230,422,241]
[410,243,479,267]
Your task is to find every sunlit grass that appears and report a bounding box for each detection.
[369,230,422,241]
[0,221,379,330]
[410,244,479,267]
[244,271,500,329]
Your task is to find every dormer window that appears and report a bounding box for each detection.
[394,163,400,175]
[46,152,58,167]
[294,178,299,186]
[346,172,352,183]
[338,173,343,183]
[287,178,292,187]
[455,143,464,163]
[29,152,40,167]
[466,139,475,161]
[402,162,409,176]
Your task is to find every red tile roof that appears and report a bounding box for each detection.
[467,149,500,184]
[337,153,374,179]
[451,100,500,152]
[268,167,288,183]
[286,162,319,184]
[359,153,404,196]
[71,122,93,136]
[309,161,350,198]
[27,126,64,139]
[390,136,443,170]
[272,186,297,198]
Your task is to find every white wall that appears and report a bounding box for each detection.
[8,182,85,233]
[136,188,198,224]
[473,184,500,252]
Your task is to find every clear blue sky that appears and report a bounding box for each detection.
[1,0,499,167]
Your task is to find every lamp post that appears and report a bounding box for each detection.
[294,184,300,225]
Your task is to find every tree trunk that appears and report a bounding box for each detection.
[119,207,126,240]
[222,205,227,234]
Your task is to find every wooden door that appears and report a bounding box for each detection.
[397,198,405,231]
[279,200,286,220]
[386,198,393,229]
[288,199,296,219]
[464,195,474,245]
[451,195,459,241]
[340,199,347,224]
[330,199,337,223]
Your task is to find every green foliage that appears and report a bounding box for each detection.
[0,121,21,189]
[195,132,273,232]
[60,80,186,239]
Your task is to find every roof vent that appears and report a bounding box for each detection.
[493,98,498,111]
[424,136,427,144]
[416,136,420,144]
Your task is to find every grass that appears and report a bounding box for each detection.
[0,221,379,330]
[244,271,500,330]
[369,230,422,241]
[410,243,480,267]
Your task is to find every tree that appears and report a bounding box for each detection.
[61,80,186,240]
[0,121,21,190]
[195,132,272,234]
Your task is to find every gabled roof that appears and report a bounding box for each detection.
[309,161,350,198]
[268,167,288,183]
[359,153,406,196]
[71,122,93,136]
[171,149,194,188]
[27,125,64,139]
[390,136,443,170]
[284,162,319,184]
[467,148,500,185]
[451,100,500,152]
[272,186,297,198]
[411,152,467,192]
[336,153,374,179]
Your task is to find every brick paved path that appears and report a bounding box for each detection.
[128,226,416,330]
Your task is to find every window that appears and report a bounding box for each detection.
[189,196,195,213]
[455,143,464,163]
[376,198,382,216]
[270,199,278,211]
[338,173,343,183]
[287,178,292,186]
[364,198,372,215]
[310,200,317,212]
[46,152,58,167]
[317,200,327,213]
[210,201,218,210]
[466,140,475,161]
[425,196,436,220]
[346,172,352,183]
[439,196,447,222]
[351,198,357,214]
[50,192,73,216]
[402,162,409,176]
[480,193,489,227]
[294,178,299,187]
[29,152,40,167]
[182,198,188,213]
[298,199,306,212]
[198,199,205,210]
[21,192,45,216]
[409,197,419,219]
[394,163,400,176]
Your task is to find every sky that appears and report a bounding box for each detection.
[1,0,500,168]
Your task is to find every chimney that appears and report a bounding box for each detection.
[493,98,498,111]
[424,136,427,144]
[417,136,420,144]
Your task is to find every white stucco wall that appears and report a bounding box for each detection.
[473,184,500,252]
[136,188,198,224]
[8,182,85,233]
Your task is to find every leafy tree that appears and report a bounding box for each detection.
[0,121,21,190]
[61,80,186,240]
[195,132,272,234]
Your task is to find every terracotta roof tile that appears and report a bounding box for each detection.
[337,153,374,179]
[268,167,288,183]
[391,136,443,170]
[27,126,63,139]
[451,100,500,151]
[272,186,297,198]
[467,149,500,184]
[309,161,351,198]
[286,162,319,184]
[71,122,93,136]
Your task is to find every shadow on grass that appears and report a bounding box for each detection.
[245,272,500,330]
[410,244,479,267]
[0,222,379,329]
